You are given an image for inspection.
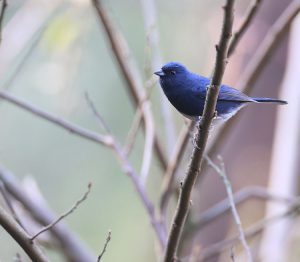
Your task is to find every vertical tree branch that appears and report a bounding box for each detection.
[163,1,235,261]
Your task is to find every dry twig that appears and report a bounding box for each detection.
[0,166,96,262]
[97,230,112,261]
[30,183,92,241]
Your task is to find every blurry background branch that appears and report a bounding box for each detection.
[91,0,167,171]
[0,205,49,262]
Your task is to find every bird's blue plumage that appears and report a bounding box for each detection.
[154,62,287,120]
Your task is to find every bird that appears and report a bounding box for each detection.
[154,62,287,121]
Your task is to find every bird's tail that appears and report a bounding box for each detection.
[252,97,287,105]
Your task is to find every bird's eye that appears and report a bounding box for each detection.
[171,70,176,75]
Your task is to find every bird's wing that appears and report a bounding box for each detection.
[218,85,255,102]
[190,74,254,103]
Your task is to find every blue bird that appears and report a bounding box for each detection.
[154,62,287,120]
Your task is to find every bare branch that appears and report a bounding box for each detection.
[163,1,235,261]
[0,165,96,262]
[206,156,253,262]
[97,230,111,261]
[0,90,114,147]
[91,0,167,170]
[30,183,92,241]
[0,205,49,262]
[228,0,263,56]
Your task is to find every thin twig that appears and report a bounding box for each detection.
[206,156,253,262]
[30,183,92,241]
[97,230,112,261]
[91,0,167,170]
[0,90,114,147]
[163,1,235,261]
[0,206,49,262]
[228,0,263,56]
[0,165,96,262]
[0,0,7,44]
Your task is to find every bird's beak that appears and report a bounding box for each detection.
[154,70,165,77]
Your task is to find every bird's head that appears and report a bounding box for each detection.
[154,62,188,79]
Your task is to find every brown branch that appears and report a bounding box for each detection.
[228,0,263,56]
[0,206,49,262]
[97,230,111,261]
[30,183,92,241]
[0,90,113,147]
[0,165,96,262]
[163,1,235,261]
[0,0,7,44]
[205,0,300,171]
[91,0,168,171]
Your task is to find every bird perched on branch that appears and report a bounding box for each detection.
[155,62,287,121]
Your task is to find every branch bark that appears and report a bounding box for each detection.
[163,1,235,261]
